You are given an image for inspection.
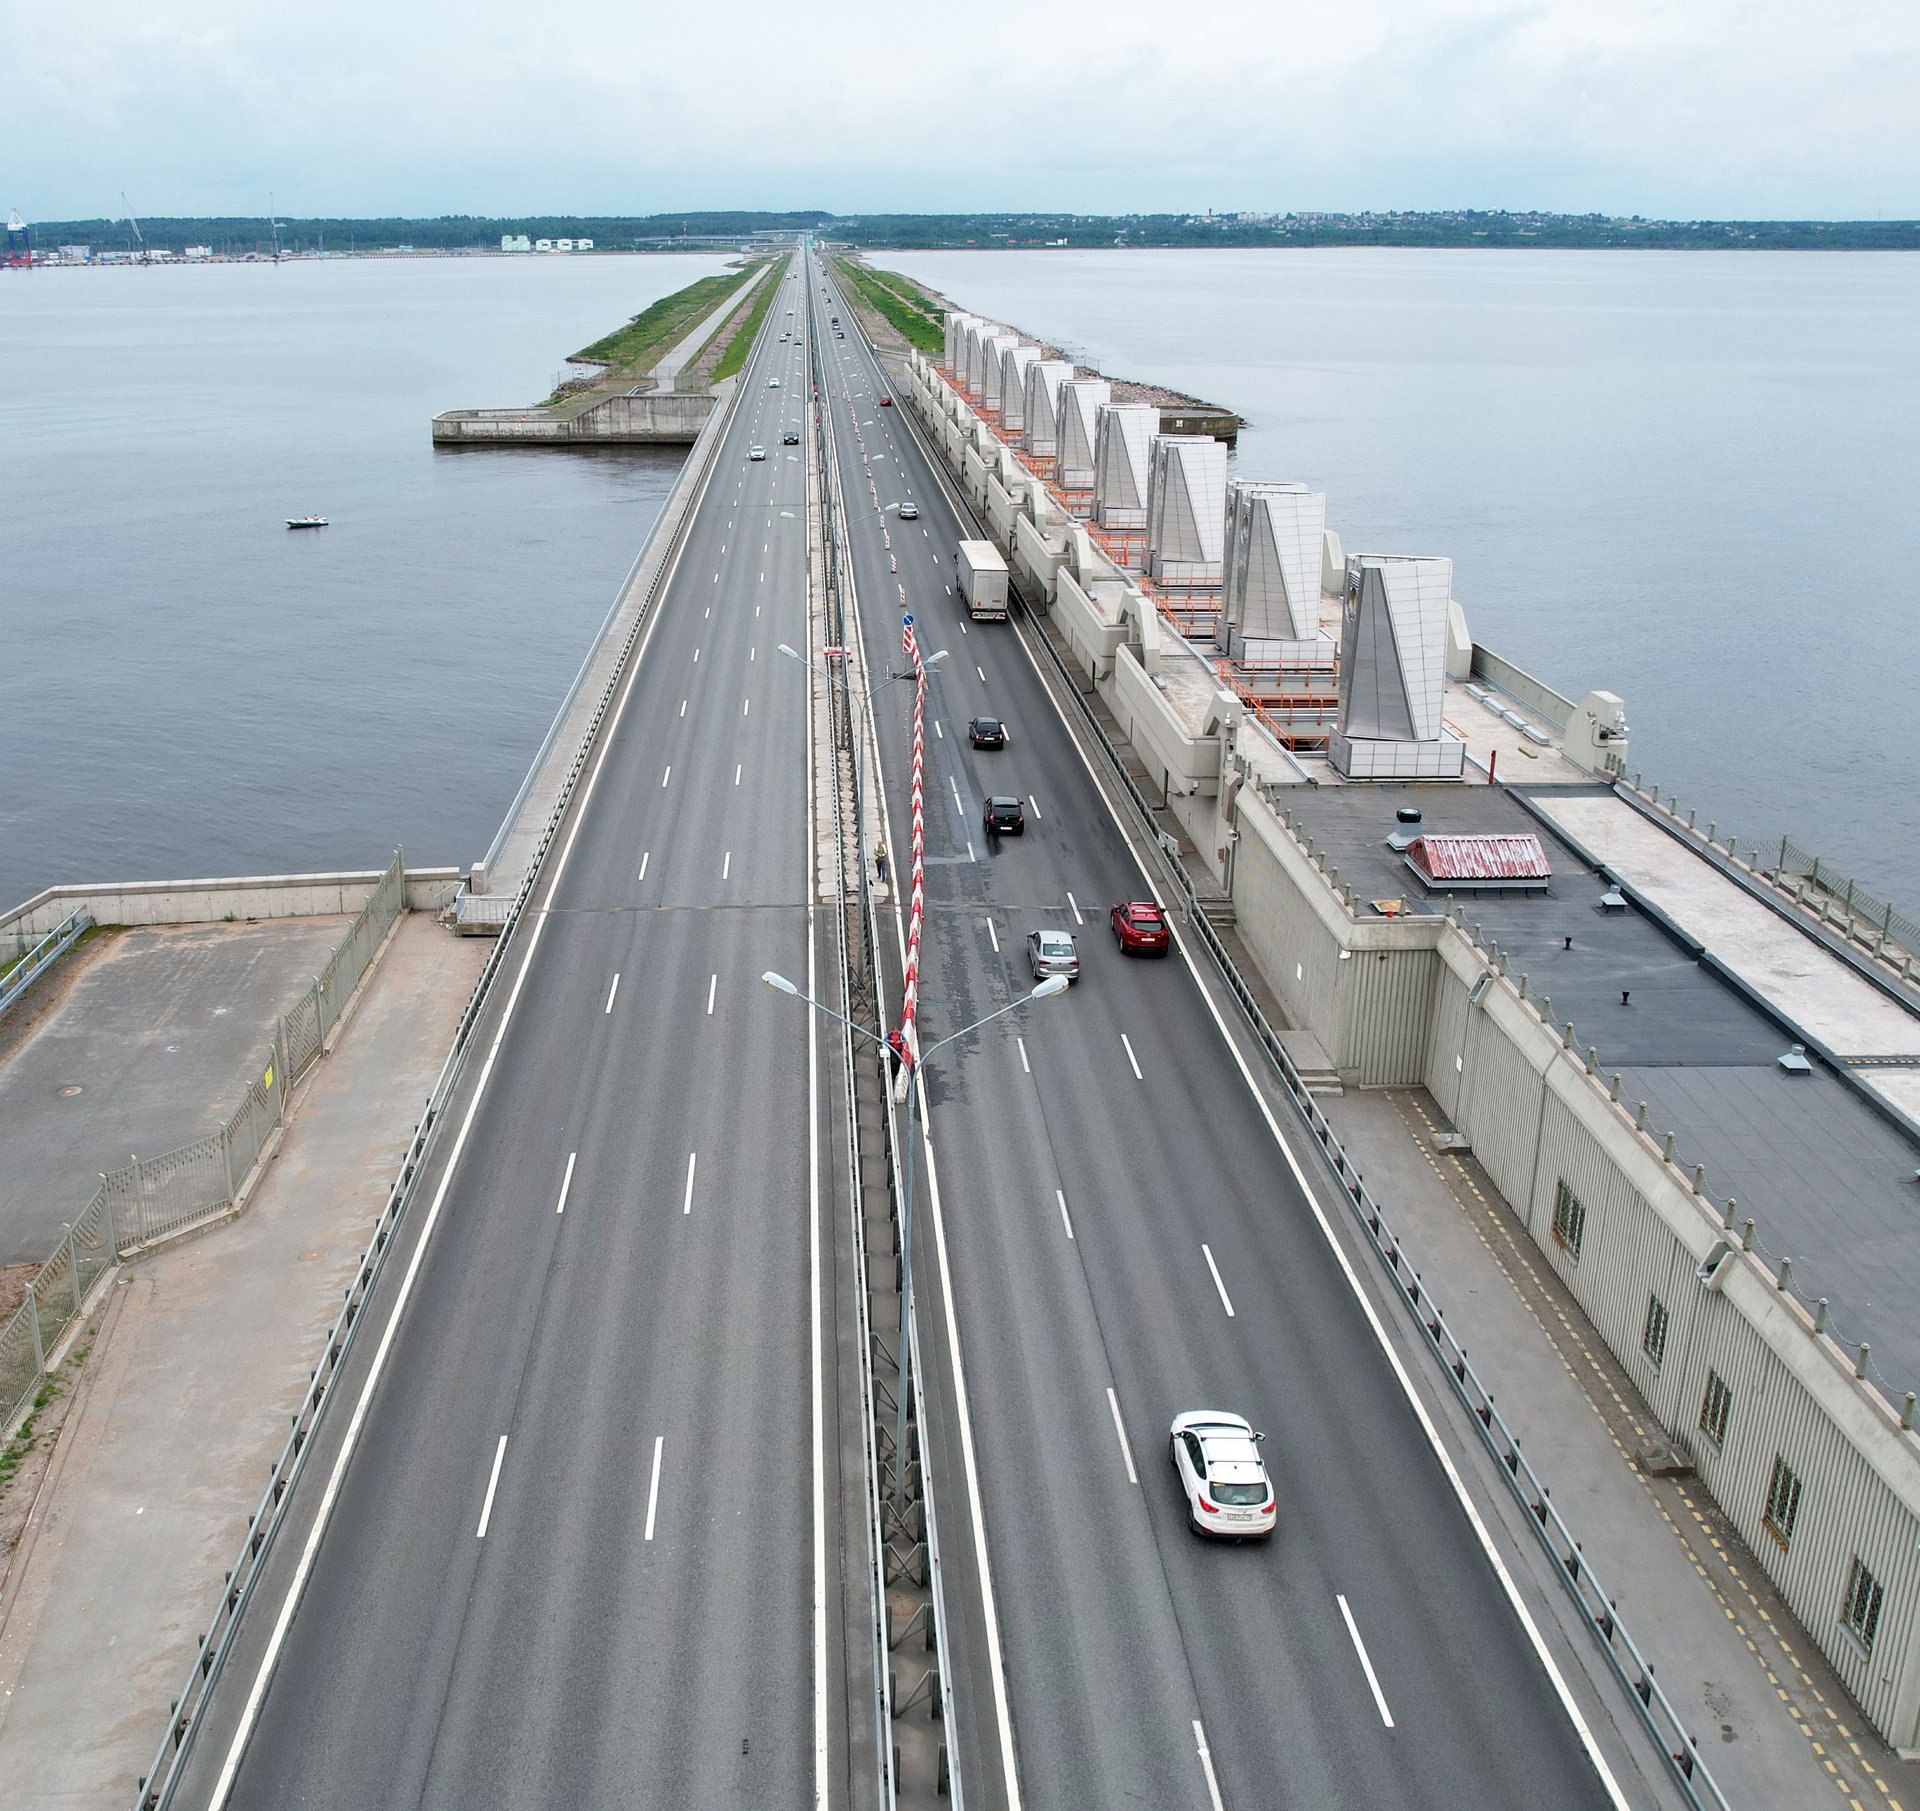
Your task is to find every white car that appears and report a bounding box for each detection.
[1169,1410,1275,1539]
[1027,930,1079,983]
[748,446,766,462]
[768,376,781,388]
[898,502,919,520]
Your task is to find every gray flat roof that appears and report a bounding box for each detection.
[1278,782,1920,1402]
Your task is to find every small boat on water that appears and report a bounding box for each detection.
[286,516,329,529]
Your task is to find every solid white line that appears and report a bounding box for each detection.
[207,380,721,1805]
[604,973,620,1015]
[934,720,944,740]
[986,918,999,953]
[1028,796,1042,820]
[554,1151,577,1215]
[1066,891,1082,924]
[1121,1032,1143,1081]
[661,765,672,788]
[638,851,650,881]
[959,622,968,635]
[707,973,718,1014]
[1057,1189,1074,1240]
[1338,1594,1395,1727]
[682,1150,697,1215]
[984,532,1631,1808]
[966,840,976,862]
[1193,1720,1226,1811]
[976,664,987,684]
[749,646,756,660]
[476,1435,508,1538]
[1106,1387,1138,1484]
[744,696,751,716]
[1017,1036,1030,1074]
[680,700,687,718]
[734,764,743,786]
[723,850,732,880]
[693,646,700,662]
[1201,1242,1236,1317]
[643,1436,664,1541]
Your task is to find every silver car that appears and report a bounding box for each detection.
[1027,929,1080,983]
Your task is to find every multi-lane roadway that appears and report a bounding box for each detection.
[810,249,1629,1811]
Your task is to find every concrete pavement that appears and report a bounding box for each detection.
[0,913,486,1806]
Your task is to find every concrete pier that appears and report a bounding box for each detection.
[432,388,715,445]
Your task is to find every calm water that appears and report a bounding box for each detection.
[875,250,1920,905]
[0,254,729,909]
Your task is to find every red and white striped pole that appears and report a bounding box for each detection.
[894,589,927,1104]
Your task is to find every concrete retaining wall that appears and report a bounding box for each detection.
[0,868,462,961]
[432,389,715,446]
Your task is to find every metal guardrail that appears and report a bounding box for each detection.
[1619,771,1920,984]
[0,906,92,1022]
[130,299,762,1811]
[1014,599,1730,1811]
[0,856,406,1438]
[819,259,961,1805]
[891,354,1726,1805]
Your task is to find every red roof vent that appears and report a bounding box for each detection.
[1404,832,1552,891]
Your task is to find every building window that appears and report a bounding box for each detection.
[1551,1179,1587,1258]
[1762,1455,1803,1550]
[1642,1294,1670,1369]
[1699,1371,1733,1449]
[1841,1558,1885,1652]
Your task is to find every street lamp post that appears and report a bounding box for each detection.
[764,970,1067,1509]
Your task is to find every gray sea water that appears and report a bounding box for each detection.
[0,253,728,910]
[874,249,1920,907]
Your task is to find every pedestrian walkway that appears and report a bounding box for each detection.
[0,914,485,1806]
[653,262,770,392]
[1325,1085,1919,1811]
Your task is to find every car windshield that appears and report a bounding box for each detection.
[1211,1481,1268,1506]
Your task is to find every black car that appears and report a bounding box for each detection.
[968,716,1006,750]
[782,429,800,445]
[983,795,1025,837]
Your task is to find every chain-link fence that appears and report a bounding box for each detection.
[0,851,407,1433]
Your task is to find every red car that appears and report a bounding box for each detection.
[878,394,893,406]
[1111,900,1171,956]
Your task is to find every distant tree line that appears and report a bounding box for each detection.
[27,208,1920,255]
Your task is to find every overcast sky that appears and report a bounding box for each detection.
[8,0,1917,221]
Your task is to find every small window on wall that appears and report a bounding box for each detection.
[1641,1294,1670,1369]
[1841,1557,1885,1652]
[1551,1179,1587,1258]
[1762,1454,1803,1550]
[1699,1371,1733,1448]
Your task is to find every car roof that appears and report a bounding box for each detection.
[1122,900,1163,916]
[1034,929,1074,945]
[989,794,1021,806]
[972,715,1001,726]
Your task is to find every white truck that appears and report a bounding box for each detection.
[958,540,1010,621]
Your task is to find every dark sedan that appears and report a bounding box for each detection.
[983,795,1026,837]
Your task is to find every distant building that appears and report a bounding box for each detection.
[535,238,553,252]
[555,237,575,252]
[58,244,91,263]
[147,248,174,261]
[576,237,594,251]
[501,234,531,253]
[184,244,213,260]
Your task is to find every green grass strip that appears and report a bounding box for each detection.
[831,257,945,355]
[710,254,790,383]
[570,267,755,371]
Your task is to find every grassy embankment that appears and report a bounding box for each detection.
[546,262,766,403]
[708,256,789,384]
[832,258,946,355]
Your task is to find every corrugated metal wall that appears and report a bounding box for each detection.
[1335,945,1439,1086]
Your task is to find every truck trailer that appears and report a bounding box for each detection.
[958,540,1010,621]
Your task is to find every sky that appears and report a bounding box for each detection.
[7,0,1918,222]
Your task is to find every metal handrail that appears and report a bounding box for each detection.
[0,905,91,1021]
[132,287,766,1811]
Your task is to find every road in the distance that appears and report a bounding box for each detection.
[813,250,1623,1811]
[215,260,828,1809]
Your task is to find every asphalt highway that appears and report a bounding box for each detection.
[813,250,1626,1811]
[212,260,829,1810]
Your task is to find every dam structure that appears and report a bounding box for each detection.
[8,240,1920,1811]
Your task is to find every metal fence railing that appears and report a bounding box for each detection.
[1618,773,1920,985]
[0,906,93,1022]
[0,852,408,1435]
[1005,530,1731,1809]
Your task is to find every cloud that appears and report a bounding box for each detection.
[5,0,1917,218]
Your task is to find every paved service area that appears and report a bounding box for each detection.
[0,913,485,1806]
[0,917,351,1264]
[1323,1085,1920,1811]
